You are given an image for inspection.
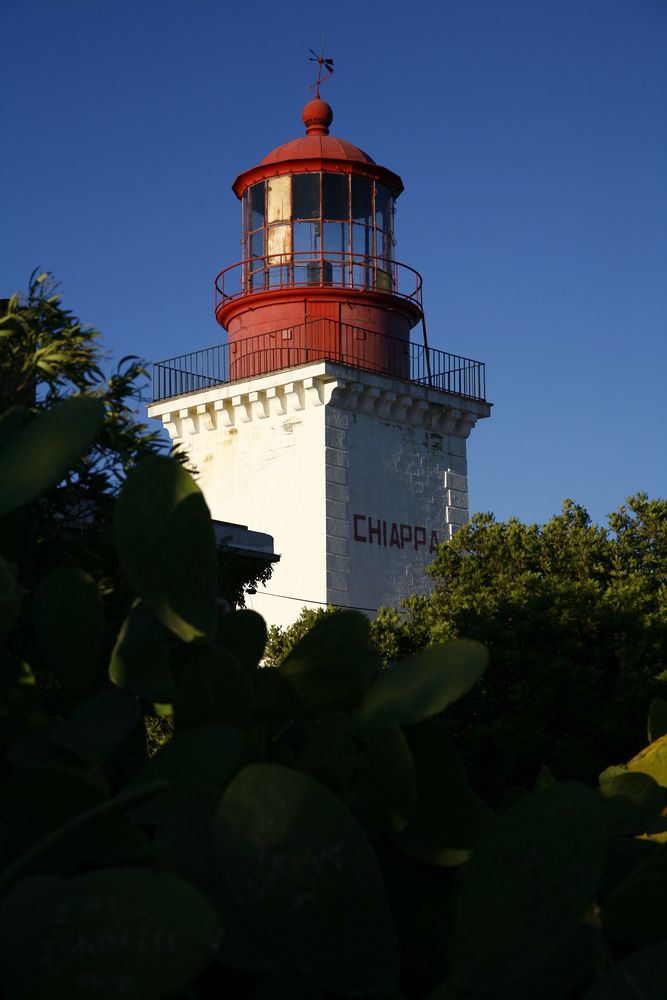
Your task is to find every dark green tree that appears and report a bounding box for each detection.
[1,272,165,581]
[416,497,667,798]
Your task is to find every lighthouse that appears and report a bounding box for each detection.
[148,79,491,628]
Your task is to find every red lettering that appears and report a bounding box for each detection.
[354,515,439,554]
[368,518,382,545]
[353,514,366,542]
[414,526,426,550]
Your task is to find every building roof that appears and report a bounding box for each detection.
[232,97,404,199]
[261,133,376,167]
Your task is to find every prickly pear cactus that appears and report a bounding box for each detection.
[1,392,667,999]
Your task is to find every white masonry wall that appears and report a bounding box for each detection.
[148,361,490,629]
[339,411,469,613]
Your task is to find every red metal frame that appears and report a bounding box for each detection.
[233,157,404,201]
[214,251,423,311]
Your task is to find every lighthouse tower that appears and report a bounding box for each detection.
[148,86,491,628]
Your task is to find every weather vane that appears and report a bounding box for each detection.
[308,43,334,100]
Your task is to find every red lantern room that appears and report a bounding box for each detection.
[214,94,424,381]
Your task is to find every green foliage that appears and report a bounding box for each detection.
[0,273,271,626]
[114,454,217,642]
[218,607,267,671]
[353,640,487,733]
[2,276,667,997]
[583,939,667,999]
[126,725,244,823]
[601,843,667,949]
[110,600,175,701]
[174,645,255,733]
[273,499,667,801]
[598,769,665,837]
[647,696,667,743]
[0,274,164,551]
[261,610,380,718]
[51,690,141,762]
[0,397,104,515]
[264,605,333,667]
[626,733,667,787]
[216,764,400,995]
[395,723,492,867]
[264,600,432,669]
[420,498,667,799]
[33,567,103,695]
[449,782,606,999]
[0,869,219,1000]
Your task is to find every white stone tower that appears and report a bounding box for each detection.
[148,91,491,627]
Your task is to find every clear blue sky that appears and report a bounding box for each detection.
[4,0,666,526]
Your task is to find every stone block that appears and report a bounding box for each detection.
[326,517,350,539]
[326,483,350,503]
[325,427,346,449]
[446,506,469,525]
[326,535,349,556]
[325,447,349,468]
[325,407,350,429]
[327,590,350,607]
[448,435,467,457]
[327,554,350,575]
[326,465,348,486]
[444,471,468,492]
[446,489,468,509]
[326,571,348,591]
[446,456,468,477]
[326,499,348,520]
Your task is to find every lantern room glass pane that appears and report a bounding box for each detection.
[375,266,393,291]
[267,176,291,223]
[376,228,393,262]
[268,265,286,288]
[248,261,266,291]
[293,173,320,219]
[322,173,348,220]
[375,184,392,234]
[294,221,320,255]
[323,221,349,253]
[351,176,372,224]
[251,229,264,258]
[250,183,265,231]
[352,223,373,257]
[293,264,309,286]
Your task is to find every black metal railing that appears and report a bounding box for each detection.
[152,320,486,404]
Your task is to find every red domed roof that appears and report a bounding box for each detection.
[261,133,376,166]
[262,99,375,166]
[232,97,403,199]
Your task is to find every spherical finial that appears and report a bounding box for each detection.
[302,98,333,136]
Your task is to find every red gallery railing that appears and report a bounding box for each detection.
[214,251,423,311]
[152,319,486,404]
